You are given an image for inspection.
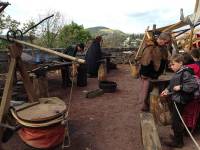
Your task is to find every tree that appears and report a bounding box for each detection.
[0,13,20,49]
[35,11,65,48]
[57,21,91,48]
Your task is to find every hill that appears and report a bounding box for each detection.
[86,26,129,48]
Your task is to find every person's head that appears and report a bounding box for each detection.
[190,48,200,61]
[95,36,103,43]
[76,43,85,51]
[170,54,184,72]
[157,32,171,46]
[182,52,194,65]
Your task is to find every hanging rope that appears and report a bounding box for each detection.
[61,59,78,149]
[174,102,200,150]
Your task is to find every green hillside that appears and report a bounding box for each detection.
[86,26,142,48]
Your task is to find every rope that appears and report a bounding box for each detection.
[61,60,78,149]
[173,102,200,150]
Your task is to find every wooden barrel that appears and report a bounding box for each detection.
[11,97,67,128]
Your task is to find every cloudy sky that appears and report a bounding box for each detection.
[4,0,196,34]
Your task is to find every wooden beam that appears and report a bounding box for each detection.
[12,39,85,64]
[135,26,150,60]
[140,112,162,150]
[163,21,187,32]
[17,58,38,102]
[0,58,16,122]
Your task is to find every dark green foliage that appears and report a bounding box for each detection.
[57,21,91,48]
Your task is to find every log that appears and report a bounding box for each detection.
[140,112,162,150]
[85,89,104,98]
[13,39,85,64]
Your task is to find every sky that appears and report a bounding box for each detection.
[4,0,197,34]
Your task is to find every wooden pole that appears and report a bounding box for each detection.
[135,26,150,60]
[0,36,85,64]
[13,39,85,64]
[0,58,16,122]
[163,21,186,32]
[189,27,195,50]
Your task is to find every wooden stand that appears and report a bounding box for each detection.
[0,43,38,147]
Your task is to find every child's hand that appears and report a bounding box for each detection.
[173,85,181,91]
[160,89,169,96]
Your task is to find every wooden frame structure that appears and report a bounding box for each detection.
[0,38,85,148]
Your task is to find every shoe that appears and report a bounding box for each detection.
[141,104,150,112]
[164,139,184,148]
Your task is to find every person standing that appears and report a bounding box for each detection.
[61,43,85,87]
[161,54,198,148]
[85,36,103,78]
[139,32,171,111]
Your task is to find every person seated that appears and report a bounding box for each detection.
[61,43,86,87]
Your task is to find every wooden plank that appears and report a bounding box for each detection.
[0,58,16,122]
[140,112,162,150]
[0,59,16,148]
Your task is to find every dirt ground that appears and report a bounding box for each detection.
[2,64,200,150]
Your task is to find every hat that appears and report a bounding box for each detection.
[158,32,171,41]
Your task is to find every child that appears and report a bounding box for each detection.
[161,54,198,148]
[181,51,200,131]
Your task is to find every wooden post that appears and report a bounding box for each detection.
[189,27,195,50]
[149,85,159,123]
[32,76,49,98]
[17,58,38,101]
[140,112,162,150]
[0,58,16,122]
[135,26,150,60]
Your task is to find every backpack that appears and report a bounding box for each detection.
[180,68,200,101]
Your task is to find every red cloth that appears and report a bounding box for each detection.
[18,124,65,149]
[182,64,200,130]
[186,64,200,78]
[182,100,200,130]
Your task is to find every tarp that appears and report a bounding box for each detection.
[18,124,65,149]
